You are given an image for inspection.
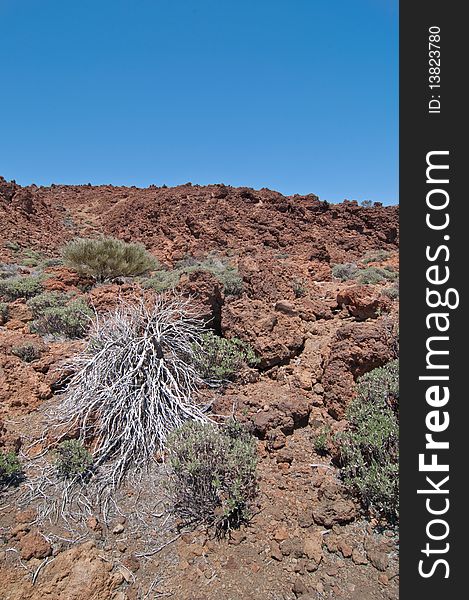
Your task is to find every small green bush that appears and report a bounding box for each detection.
[54,440,93,480]
[0,451,22,486]
[354,266,397,285]
[292,279,308,298]
[4,241,21,252]
[362,250,391,264]
[337,360,399,525]
[0,263,20,280]
[20,249,44,267]
[314,428,330,456]
[382,284,399,300]
[30,298,93,338]
[11,343,42,363]
[62,237,158,282]
[41,257,63,268]
[331,263,358,282]
[141,269,181,293]
[167,420,258,534]
[0,275,43,301]
[27,291,71,317]
[0,302,8,323]
[196,332,259,381]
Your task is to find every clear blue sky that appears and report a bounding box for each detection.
[0,0,398,204]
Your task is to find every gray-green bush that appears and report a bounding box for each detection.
[331,263,358,282]
[382,284,399,300]
[11,343,42,363]
[292,279,308,298]
[354,266,397,285]
[63,237,158,282]
[362,250,391,264]
[27,291,71,317]
[196,332,259,381]
[314,428,330,456]
[337,360,399,525]
[0,275,43,301]
[0,451,22,486]
[0,302,8,323]
[140,269,181,293]
[54,440,93,480]
[30,298,93,338]
[167,420,258,534]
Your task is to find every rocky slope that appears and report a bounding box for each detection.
[0,176,399,600]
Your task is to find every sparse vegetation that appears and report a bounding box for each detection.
[141,269,181,293]
[27,291,71,317]
[30,298,92,338]
[354,266,397,285]
[196,331,259,382]
[0,275,43,301]
[0,451,22,486]
[0,302,8,323]
[4,241,20,253]
[292,278,308,298]
[331,263,358,282]
[382,283,399,300]
[337,360,399,525]
[167,420,258,534]
[0,263,20,280]
[141,253,244,296]
[314,428,330,456]
[54,440,93,480]
[20,248,44,267]
[362,249,391,264]
[332,262,397,286]
[41,257,63,268]
[176,254,244,296]
[11,343,42,362]
[62,237,158,282]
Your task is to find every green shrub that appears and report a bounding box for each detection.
[0,451,22,486]
[196,332,259,381]
[4,241,21,252]
[0,302,8,323]
[314,428,330,456]
[337,360,399,525]
[167,420,258,534]
[11,343,42,363]
[27,291,70,317]
[0,263,20,280]
[62,237,158,282]
[41,257,63,268]
[0,275,43,301]
[54,440,93,480]
[354,266,397,285]
[332,263,358,282]
[30,298,93,338]
[362,250,391,264]
[292,279,308,298]
[382,284,399,300]
[141,269,181,293]
[20,249,44,267]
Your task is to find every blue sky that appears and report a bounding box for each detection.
[0,0,398,204]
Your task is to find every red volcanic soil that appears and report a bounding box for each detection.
[0,176,399,600]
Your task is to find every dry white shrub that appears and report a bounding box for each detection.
[52,295,210,489]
